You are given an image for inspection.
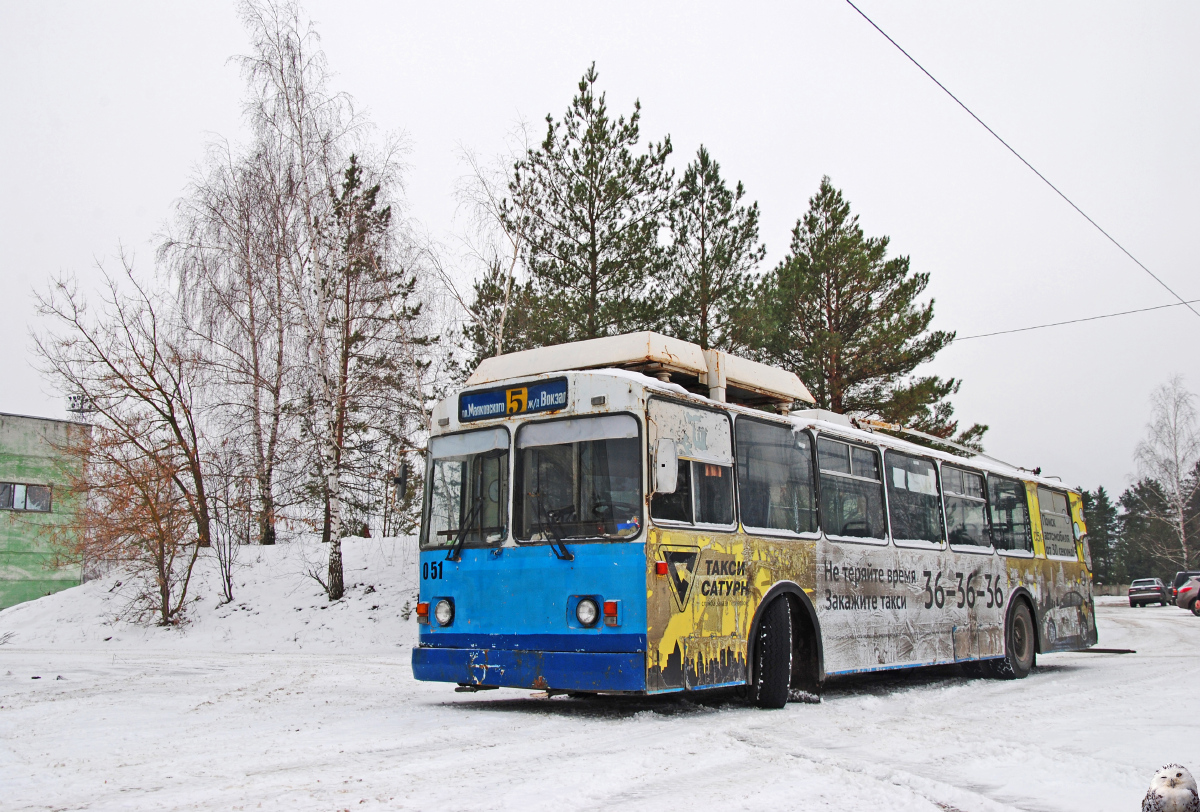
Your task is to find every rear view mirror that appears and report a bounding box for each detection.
[655,438,678,494]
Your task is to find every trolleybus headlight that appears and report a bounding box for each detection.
[576,597,599,627]
[434,598,454,626]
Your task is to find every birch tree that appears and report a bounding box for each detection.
[237,0,356,597]
[1133,375,1200,569]
[452,125,536,368]
[162,141,298,547]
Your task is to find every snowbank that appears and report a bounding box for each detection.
[0,536,421,653]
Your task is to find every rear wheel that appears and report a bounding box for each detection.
[752,598,792,709]
[1190,600,1200,617]
[991,601,1036,679]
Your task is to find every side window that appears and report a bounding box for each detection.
[648,399,734,527]
[695,462,734,524]
[736,418,817,535]
[989,475,1032,552]
[943,466,990,548]
[1038,487,1076,558]
[817,436,887,541]
[885,451,944,546]
[651,461,692,523]
[651,460,734,525]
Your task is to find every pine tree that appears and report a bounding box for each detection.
[312,154,427,600]
[660,146,765,350]
[751,177,984,446]
[1080,486,1120,585]
[505,64,672,345]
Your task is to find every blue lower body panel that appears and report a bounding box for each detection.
[413,646,646,692]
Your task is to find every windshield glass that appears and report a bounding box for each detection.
[422,427,509,548]
[514,414,642,542]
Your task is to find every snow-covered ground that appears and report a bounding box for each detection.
[2,542,1197,812]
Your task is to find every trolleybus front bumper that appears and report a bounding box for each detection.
[413,636,647,692]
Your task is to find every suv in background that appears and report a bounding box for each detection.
[1171,571,1200,601]
[1129,578,1170,607]
[1176,577,1200,615]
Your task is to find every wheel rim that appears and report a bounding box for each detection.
[1013,614,1030,662]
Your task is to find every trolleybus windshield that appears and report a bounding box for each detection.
[423,427,509,548]
[514,414,642,542]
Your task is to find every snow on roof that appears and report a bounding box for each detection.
[464,331,814,406]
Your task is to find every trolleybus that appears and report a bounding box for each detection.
[412,332,1096,707]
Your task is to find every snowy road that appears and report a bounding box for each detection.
[3,598,1197,812]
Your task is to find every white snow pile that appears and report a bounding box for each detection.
[0,536,421,653]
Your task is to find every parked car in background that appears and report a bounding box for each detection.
[1129,578,1170,607]
[1175,577,1200,615]
[1170,571,1200,601]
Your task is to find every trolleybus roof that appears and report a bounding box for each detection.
[465,331,815,408]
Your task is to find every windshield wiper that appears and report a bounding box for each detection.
[446,494,484,562]
[536,496,574,561]
[446,448,507,562]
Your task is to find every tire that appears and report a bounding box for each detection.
[752,597,792,709]
[991,601,1036,679]
[1191,600,1200,617]
[1129,601,1136,608]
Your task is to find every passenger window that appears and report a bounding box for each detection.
[1037,487,1076,558]
[943,466,990,547]
[817,436,887,541]
[885,451,944,545]
[988,475,1033,552]
[736,418,817,535]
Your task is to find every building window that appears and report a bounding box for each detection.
[0,482,52,512]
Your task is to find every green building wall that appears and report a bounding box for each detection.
[0,413,90,610]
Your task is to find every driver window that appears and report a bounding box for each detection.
[648,399,734,527]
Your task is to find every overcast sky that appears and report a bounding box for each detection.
[1,1,1196,498]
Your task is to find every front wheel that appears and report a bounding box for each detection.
[991,601,1036,679]
[752,598,792,709]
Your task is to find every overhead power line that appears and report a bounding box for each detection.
[844,0,1200,321]
[955,298,1200,341]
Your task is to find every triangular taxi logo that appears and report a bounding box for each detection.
[661,546,700,611]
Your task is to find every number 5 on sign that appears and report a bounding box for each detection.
[506,387,527,415]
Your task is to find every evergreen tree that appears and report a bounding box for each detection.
[751,177,984,445]
[505,64,672,345]
[1117,478,1179,582]
[660,146,765,350]
[1080,486,1120,585]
